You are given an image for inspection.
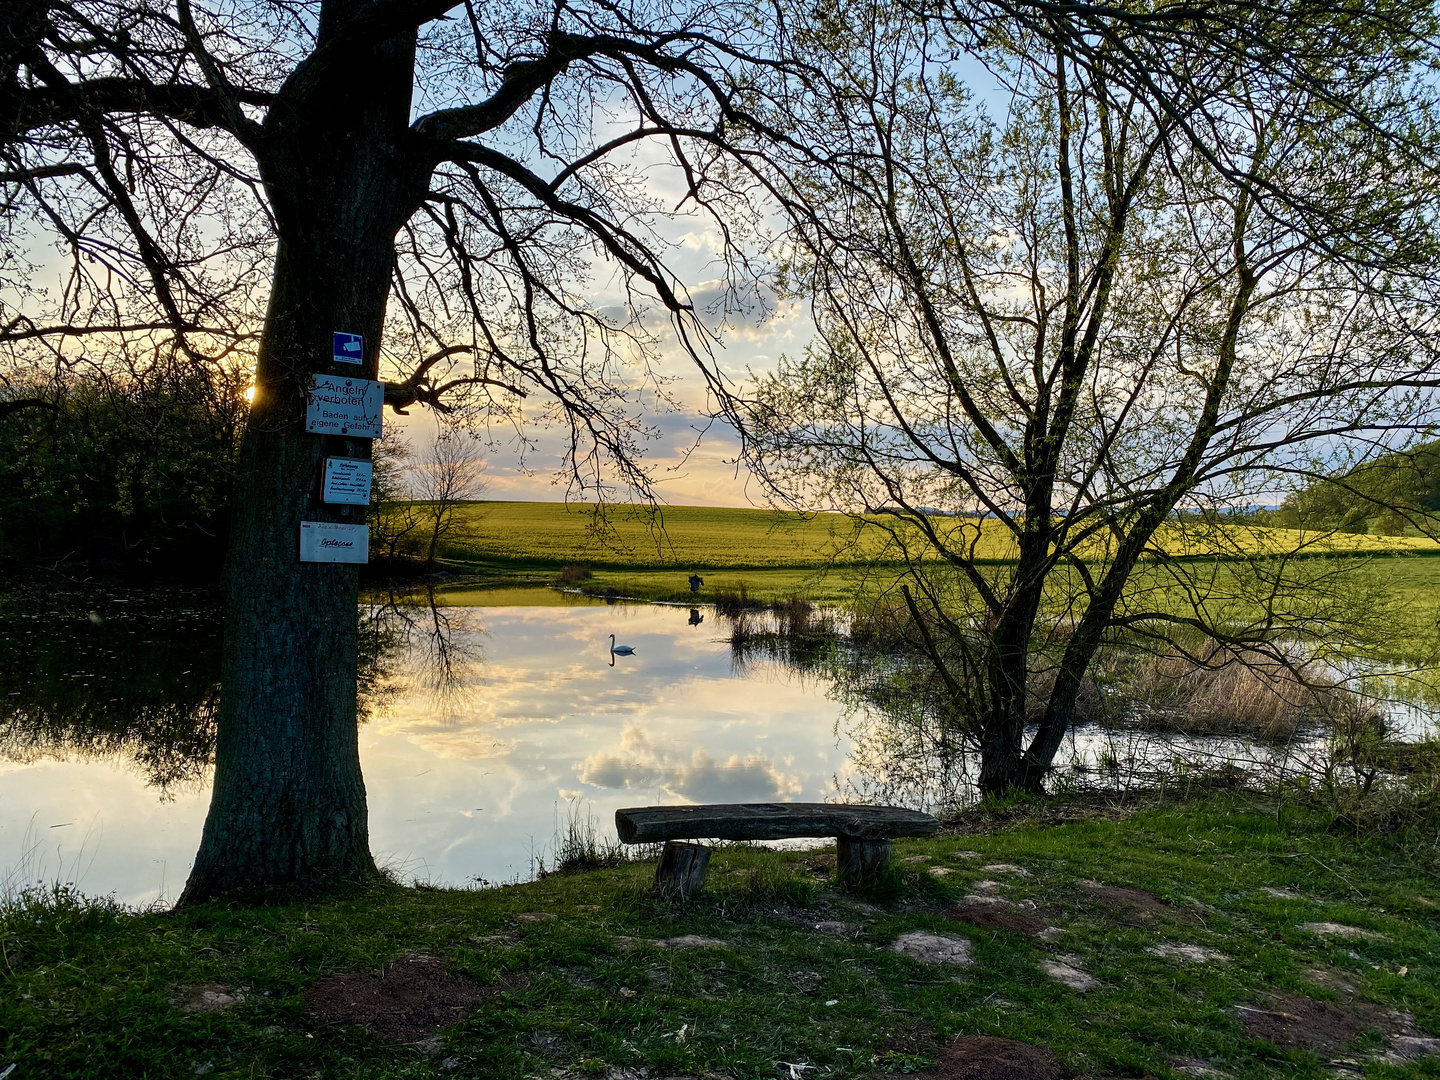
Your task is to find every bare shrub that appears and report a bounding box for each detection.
[554,565,592,584]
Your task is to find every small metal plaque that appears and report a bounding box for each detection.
[333,331,364,365]
[299,520,369,564]
[305,374,383,438]
[323,457,373,505]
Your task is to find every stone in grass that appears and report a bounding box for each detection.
[1040,957,1098,991]
[1260,886,1303,900]
[178,983,240,1013]
[1171,1057,1229,1080]
[614,934,731,949]
[1387,1036,1440,1063]
[513,912,555,923]
[982,864,1032,877]
[1147,943,1231,964]
[1302,922,1387,942]
[889,930,975,966]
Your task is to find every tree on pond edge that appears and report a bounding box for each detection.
[3,0,789,903]
[740,5,1440,794]
[4,0,1439,899]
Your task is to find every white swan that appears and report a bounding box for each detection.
[609,633,636,656]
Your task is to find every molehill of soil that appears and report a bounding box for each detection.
[1235,990,1389,1053]
[304,954,490,1041]
[1080,883,1203,925]
[945,900,1045,935]
[920,1036,1066,1080]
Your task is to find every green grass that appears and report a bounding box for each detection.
[7,796,1440,1079]
[440,501,878,570]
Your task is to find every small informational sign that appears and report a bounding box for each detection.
[305,374,383,438]
[323,457,373,505]
[299,520,369,564]
[333,331,364,366]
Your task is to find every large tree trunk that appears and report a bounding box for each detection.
[178,18,425,905]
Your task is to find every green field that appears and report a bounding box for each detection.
[442,501,1440,571]
[440,501,897,569]
[432,502,1440,624]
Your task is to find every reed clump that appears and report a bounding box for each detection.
[712,583,763,618]
[554,564,592,584]
[1123,639,1344,741]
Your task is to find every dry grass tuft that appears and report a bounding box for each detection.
[1125,640,1341,741]
[553,564,592,584]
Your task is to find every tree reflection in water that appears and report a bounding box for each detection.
[0,582,477,795]
[0,586,223,794]
[724,608,977,813]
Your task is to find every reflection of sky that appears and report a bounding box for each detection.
[0,601,854,906]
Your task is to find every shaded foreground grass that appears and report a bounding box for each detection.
[6,797,1440,1079]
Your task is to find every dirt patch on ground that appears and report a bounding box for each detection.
[946,900,1045,935]
[1234,991,1387,1053]
[918,1036,1065,1080]
[305,954,491,1042]
[1081,882,1202,925]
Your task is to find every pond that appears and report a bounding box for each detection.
[3,584,1436,907]
[0,587,870,906]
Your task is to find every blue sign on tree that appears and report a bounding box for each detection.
[333,331,364,365]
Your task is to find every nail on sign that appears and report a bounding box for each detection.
[305,374,383,438]
[300,520,369,564]
[333,331,363,365]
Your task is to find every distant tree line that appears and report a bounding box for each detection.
[1260,443,1440,536]
[0,377,483,575]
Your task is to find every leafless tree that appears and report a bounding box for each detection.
[413,429,486,567]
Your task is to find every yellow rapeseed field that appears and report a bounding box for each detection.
[442,500,1439,569]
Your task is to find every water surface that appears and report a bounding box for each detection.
[0,591,855,905]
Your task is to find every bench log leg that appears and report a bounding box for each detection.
[837,837,890,883]
[655,840,711,898]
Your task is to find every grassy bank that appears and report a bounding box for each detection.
[6,796,1440,1079]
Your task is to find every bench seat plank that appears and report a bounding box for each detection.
[616,802,938,844]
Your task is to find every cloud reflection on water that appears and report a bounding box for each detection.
[2,597,855,904]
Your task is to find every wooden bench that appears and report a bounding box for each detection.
[615,802,940,896]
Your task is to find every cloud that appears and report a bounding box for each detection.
[576,723,802,803]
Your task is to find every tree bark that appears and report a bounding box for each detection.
[178,12,427,904]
